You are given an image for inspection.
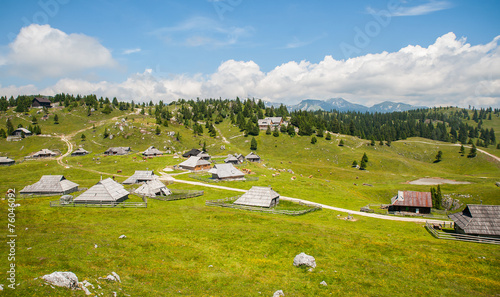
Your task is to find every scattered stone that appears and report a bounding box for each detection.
[0,284,3,290]
[320,281,327,286]
[273,289,285,297]
[293,252,316,269]
[79,283,92,295]
[104,272,121,283]
[94,244,98,249]
[82,280,94,289]
[118,235,126,239]
[42,271,79,289]
[496,182,500,187]
[208,265,213,268]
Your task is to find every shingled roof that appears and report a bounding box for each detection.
[74,178,129,203]
[32,149,57,158]
[0,156,15,166]
[104,147,130,155]
[224,154,239,164]
[178,156,210,170]
[391,191,432,208]
[143,146,163,156]
[71,148,89,156]
[449,204,500,236]
[182,148,201,158]
[234,186,280,208]
[20,175,79,195]
[122,170,155,184]
[134,177,171,198]
[209,163,245,180]
[245,152,260,161]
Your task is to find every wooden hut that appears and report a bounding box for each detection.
[208,163,245,180]
[224,154,239,165]
[134,177,171,198]
[182,148,201,158]
[71,148,89,156]
[20,175,78,195]
[235,154,245,163]
[73,178,129,204]
[12,127,32,137]
[196,151,211,161]
[32,149,57,158]
[123,170,156,184]
[178,156,211,171]
[245,152,261,163]
[104,147,130,155]
[0,156,15,166]
[449,205,500,237]
[32,97,52,108]
[389,191,432,214]
[234,186,280,208]
[143,146,163,156]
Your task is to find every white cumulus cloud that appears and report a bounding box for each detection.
[1,32,499,108]
[1,24,117,79]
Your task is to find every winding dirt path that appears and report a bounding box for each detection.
[404,140,500,163]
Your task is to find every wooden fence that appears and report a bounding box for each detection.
[425,221,500,245]
[50,199,147,208]
[206,197,322,216]
[149,190,204,201]
[189,174,258,183]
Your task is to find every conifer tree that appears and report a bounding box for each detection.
[250,137,257,150]
[459,145,465,155]
[273,126,279,137]
[53,114,59,124]
[467,144,477,158]
[6,118,14,135]
[311,136,317,144]
[325,133,331,140]
[266,125,271,135]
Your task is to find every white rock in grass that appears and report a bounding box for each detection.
[320,280,327,286]
[78,283,92,295]
[0,284,3,290]
[111,272,121,283]
[118,235,126,239]
[105,272,121,283]
[42,272,79,289]
[273,290,285,296]
[293,252,316,269]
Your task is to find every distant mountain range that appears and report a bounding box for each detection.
[266,98,426,113]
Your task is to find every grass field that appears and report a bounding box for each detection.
[0,106,499,296]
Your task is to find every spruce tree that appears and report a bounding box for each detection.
[311,136,317,144]
[266,125,271,135]
[359,159,367,170]
[53,114,59,124]
[459,145,465,155]
[434,151,443,163]
[339,139,344,146]
[325,133,331,140]
[0,128,6,138]
[467,144,477,158]
[81,133,86,141]
[6,118,14,135]
[362,153,368,163]
[250,137,257,150]
[273,126,279,137]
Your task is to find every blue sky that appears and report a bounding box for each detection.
[0,0,499,107]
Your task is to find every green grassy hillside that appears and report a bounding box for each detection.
[0,104,499,296]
